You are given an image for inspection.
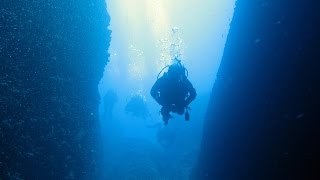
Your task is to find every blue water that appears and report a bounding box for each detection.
[2,0,318,179]
[98,1,236,179]
[0,0,235,179]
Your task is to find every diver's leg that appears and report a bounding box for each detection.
[175,106,189,121]
[160,106,172,125]
[176,106,185,115]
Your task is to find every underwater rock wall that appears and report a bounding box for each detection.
[194,1,319,180]
[1,0,110,179]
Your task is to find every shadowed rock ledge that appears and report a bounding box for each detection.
[0,0,111,179]
[193,1,320,180]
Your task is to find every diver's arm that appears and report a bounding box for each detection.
[185,80,197,106]
[150,78,163,105]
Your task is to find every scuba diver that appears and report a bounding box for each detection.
[125,93,149,119]
[103,89,118,118]
[150,58,197,125]
[147,122,176,148]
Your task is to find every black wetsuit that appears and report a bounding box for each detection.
[151,73,196,124]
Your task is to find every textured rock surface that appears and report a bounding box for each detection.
[0,0,110,179]
[194,1,319,180]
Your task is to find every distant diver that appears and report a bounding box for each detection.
[147,122,176,148]
[125,93,149,119]
[150,57,196,125]
[157,125,176,148]
[103,89,118,118]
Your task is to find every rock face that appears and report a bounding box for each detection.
[194,1,319,180]
[1,0,110,179]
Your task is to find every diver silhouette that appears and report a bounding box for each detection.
[103,89,118,118]
[150,58,196,125]
[125,94,149,119]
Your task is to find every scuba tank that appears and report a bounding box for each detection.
[156,57,188,80]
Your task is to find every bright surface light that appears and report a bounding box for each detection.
[101,0,236,96]
[99,0,236,178]
[99,0,236,141]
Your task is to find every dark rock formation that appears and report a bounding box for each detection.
[194,1,319,180]
[1,0,110,179]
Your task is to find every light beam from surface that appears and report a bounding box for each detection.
[102,0,236,96]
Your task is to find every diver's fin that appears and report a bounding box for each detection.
[163,114,172,125]
[185,111,190,121]
[185,107,190,121]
